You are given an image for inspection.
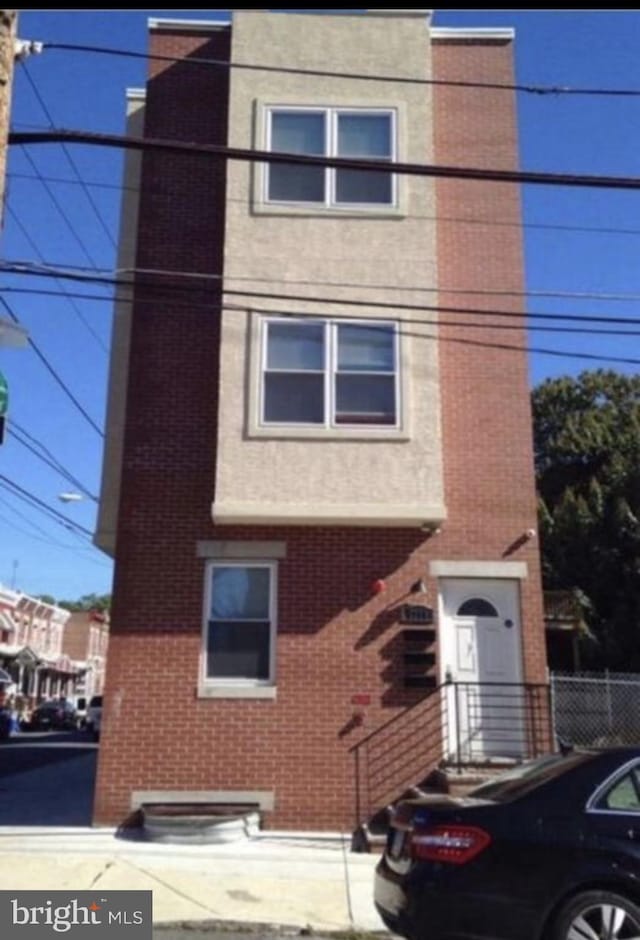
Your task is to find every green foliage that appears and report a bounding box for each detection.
[533,370,640,669]
[57,593,111,613]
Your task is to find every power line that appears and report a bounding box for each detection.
[19,60,117,249]
[9,424,98,502]
[0,474,93,538]
[12,168,640,241]
[0,493,90,550]
[9,254,640,306]
[11,128,640,192]
[4,283,639,366]
[4,204,108,353]
[8,262,640,328]
[15,144,106,271]
[43,39,640,99]
[0,296,104,437]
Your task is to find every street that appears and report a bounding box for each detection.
[0,729,98,825]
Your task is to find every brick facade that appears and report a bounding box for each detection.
[93,18,546,830]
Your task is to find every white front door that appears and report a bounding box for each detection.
[439,578,524,760]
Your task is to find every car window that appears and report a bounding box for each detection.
[469,751,597,803]
[596,767,640,813]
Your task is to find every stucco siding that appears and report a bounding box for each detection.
[213,10,445,526]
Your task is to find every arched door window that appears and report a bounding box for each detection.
[457,598,499,617]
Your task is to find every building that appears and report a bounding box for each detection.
[62,609,110,700]
[94,10,547,832]
[0,585,78,712]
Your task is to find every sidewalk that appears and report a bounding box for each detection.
[0,827,386,934]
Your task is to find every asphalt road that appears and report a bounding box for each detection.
[0,729,98,825]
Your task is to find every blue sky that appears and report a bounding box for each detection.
[1,9,639,602]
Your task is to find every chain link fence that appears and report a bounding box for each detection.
[551,671,640,747]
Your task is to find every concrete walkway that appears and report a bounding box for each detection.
[0,827,386,934]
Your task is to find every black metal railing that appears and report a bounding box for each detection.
[351,680,552,826]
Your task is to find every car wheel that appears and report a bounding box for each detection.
[553,891,640,940]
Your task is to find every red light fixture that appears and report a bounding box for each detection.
[410,825,491,864]
[371,579,386,595]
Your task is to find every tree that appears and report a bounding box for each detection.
[57,593,111,613]
[533,369,640,669]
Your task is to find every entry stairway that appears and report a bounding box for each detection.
[351,679,552,853]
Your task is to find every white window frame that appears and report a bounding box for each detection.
[264,105,398,209]
[259,316,400,430]
[201,560,277,693]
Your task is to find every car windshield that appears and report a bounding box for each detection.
[469,751,596,802]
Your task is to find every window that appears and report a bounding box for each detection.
[457,599,499,618]
[261,318,398,428]
[204,562,276,683]
[596,766,640,813]
[266,107,396,207]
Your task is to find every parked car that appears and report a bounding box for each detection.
[69,695,87,727]
[375,747,640,940]
[30,698,78,731]
[85,695,102,740]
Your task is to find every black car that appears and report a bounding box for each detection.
[374,747,640,940]
[30,699,78,731]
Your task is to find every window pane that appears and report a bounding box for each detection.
[211,566,270,620]
[264,373,324,423]
[337,114,392,158]
[272,112,325,155]
[458,599,499,617]
[337,324,395,372]
[207,621,270,680]
[267,322,324,370]
[335,168,392,205]
[335,374,396,424]
[602,774,640,812]
[269,112,326,203]
[269,164,325,202]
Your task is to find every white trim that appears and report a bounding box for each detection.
[201,559,277,690]
[131,790,275,811]
[263,105,398,211]
[431,27,515,42]
[126,88,146,102]
[260,316,400,431]
[430,561,528,579]
[366,9,432,17]
[197,683,277,700]
[197,541,287,560]
[0,610,16,634]
[148,18,230,32]
[212,502,447,527]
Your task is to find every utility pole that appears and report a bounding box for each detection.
[0,11,29,445]
[0,10,16,231]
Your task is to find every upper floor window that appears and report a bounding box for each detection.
[266,107,396,208]
[261,317,398,428]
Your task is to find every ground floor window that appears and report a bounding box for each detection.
[203,561,276,683]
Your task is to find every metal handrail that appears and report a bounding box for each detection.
[352,679,552,826]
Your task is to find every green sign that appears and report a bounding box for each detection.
[0,372,7,416]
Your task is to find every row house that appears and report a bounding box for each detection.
[62,610,110,700]
[94,10,547,834]
[0,585,79,707]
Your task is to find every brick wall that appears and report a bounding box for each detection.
[432,38,547,685]
[93,26,546,830]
